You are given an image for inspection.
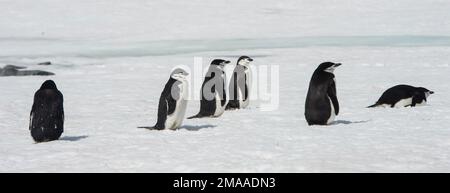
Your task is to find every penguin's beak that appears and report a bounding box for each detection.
[248,58,254,62]
[334,63,342,67]
[429,91,434,94]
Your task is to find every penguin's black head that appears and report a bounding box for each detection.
[40,80,57,90]
[316,62,341,73]
[237,56,253,66]
[211,59,230,67]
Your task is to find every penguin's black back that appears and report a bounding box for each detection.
[198,71,218,116]
[30,80,64,142]
[377,85,415,104]
[305,69,338,125]
[154,78,179,130]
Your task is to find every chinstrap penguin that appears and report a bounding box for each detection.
[368,85,434,108]
[226,56,253,110]
[188,59,230,119]
[139,68,189,130]
[305,62,341,125]
[29,80,64,142]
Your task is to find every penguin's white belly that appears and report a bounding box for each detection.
[214,92,225,117]
[241,98,249,108]
[165,81,188,130]
[394,97,412,108]
[240,70,251,109]
[165,112,177,130]
[237,87,245,108]
[327,97,335,124]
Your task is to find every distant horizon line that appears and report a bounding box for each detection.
[2,35,450,41]
[1,35,450,58]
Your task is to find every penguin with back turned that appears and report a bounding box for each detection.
[305,62,341,125]
[29,80,64,142]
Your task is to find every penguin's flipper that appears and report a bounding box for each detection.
[327,81,339,115]
[242,72,249,101]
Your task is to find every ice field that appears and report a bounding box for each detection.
[1,0,450,172]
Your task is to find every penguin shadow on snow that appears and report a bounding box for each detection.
[59,135,89,142]
[330,120,371,125]
[179,124,217,131]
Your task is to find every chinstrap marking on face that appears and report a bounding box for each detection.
[238,57,253,66]
[323,63,341,74]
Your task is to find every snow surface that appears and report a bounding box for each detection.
[1,0,450,172]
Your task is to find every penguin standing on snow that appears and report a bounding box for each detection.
[226,56,253,110]
[140,68,189,130]
[305,62,341,125]
[367,85,434,108]
[188,59,230,119]
[29,80,64,142]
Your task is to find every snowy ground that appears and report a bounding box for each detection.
[1,0,450,172]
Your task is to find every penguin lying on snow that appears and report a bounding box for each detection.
[29,80,64,142]
[305,62,341,126]
[139,68,189,130]
[188,59,230,119]
[368,85,434,108]
[226,56,253,110]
